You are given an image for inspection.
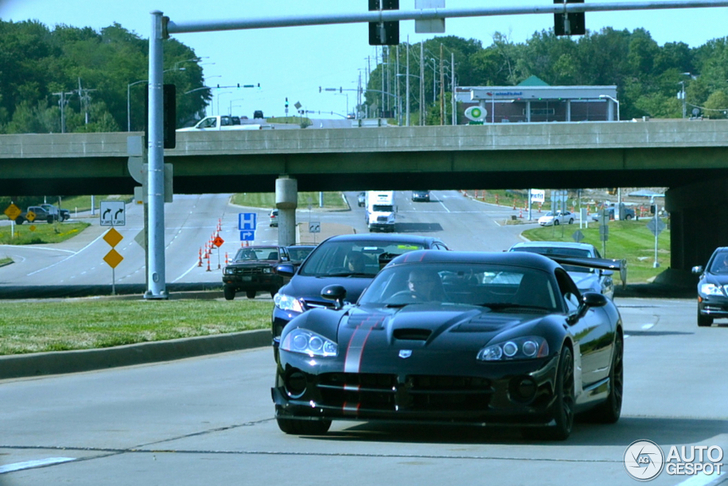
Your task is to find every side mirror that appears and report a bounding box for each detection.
[692,265,704,275]
[276,263,296,277]
[321,285,347,310]
[568,292,607,325]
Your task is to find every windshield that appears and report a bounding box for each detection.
[372,204,393,213]
[288,247,313,262]
[511,247,594,274]
[299,240,425,277]
[233,247,279,262]
[359,262,560,312]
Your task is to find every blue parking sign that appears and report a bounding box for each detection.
[238,212,257,231]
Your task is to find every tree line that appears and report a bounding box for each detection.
[2,19,728,134]
[0,20,208,134]
[365,28,728,124]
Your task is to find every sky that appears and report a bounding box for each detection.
[1,0,728,120]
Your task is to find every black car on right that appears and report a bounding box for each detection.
[692,247,728,326]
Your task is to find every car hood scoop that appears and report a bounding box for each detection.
[344,305,515,345]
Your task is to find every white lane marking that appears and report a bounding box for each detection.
[0,457,76,474]
[642,323,655,329]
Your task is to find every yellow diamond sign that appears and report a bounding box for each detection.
[104,249,124,269]
[4,204,21,220]
[103,228,123,247]
[26,210,36,222]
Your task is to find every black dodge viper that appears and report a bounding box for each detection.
[272,250,624,440]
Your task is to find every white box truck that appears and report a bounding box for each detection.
[365,191,396,232]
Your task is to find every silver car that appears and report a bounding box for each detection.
[508,241,616,299]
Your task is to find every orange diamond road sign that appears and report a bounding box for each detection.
[213,236,224,247]
[4,204,21,220]
[104,249,124,269]
[29,225,37,232]
[26,210,37,222]
[103,228,123,247]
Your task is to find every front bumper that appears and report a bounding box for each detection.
[273,352,559,426]
[223,274,282,291]
[697,297,728,318]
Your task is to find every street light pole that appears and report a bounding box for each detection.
[127,79,148,131]
[680,72,691,119]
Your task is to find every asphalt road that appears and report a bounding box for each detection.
[1,191,725,485]
[1,298,726,486]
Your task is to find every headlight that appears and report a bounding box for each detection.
[477,336,549,361]
[263,267,273,274]
[274,293,305,313]
[223,268,235,275]
[699,283,724,296]
[281,329,337,357]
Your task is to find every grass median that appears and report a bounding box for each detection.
[0,298,272,356]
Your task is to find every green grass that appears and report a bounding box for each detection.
[522,218,671,283]
[231,192,347,210]
[0,222,90,245]
[0,299,272,356]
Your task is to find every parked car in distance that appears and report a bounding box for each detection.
[222,246,291,300]
[15,205,62,225]
[538,210,574,226]
[411,190,431,202]
[271,233,450,340]
[357,192,366,207]
[692,246,728,327]
[269,209,278,227]
[287,245,316,268]
[509,241,618,300]
[272,250,624,440]
[591,205,636,222]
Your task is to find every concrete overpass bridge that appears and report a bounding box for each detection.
[2,119,727,282]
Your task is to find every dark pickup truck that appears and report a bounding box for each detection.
[15,205,67,224]
[222,245,291,300]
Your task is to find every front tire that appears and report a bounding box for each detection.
[523,346,574,441]
[554,220,560,226]
[277,418,331,435]
[246,290,256,299]
[698,311,713,327]
[223,286,235,301]
[586,333,623,423]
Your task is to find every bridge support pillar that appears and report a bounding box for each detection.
[276,176,297,247]
[662,179,728,286]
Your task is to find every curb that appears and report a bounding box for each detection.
[0,329,271,380]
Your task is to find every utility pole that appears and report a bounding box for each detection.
[419,41,425,126]
[52,90,74,133]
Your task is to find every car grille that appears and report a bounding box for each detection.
[376,216,389,223]
[316,372,493,413]
[230,266,268,275]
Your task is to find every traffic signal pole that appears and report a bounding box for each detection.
[145,0,728,299]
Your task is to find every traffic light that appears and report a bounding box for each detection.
[554,0,585,36]
[369,0,399,45]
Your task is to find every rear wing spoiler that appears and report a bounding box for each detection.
[549,255,628,288]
